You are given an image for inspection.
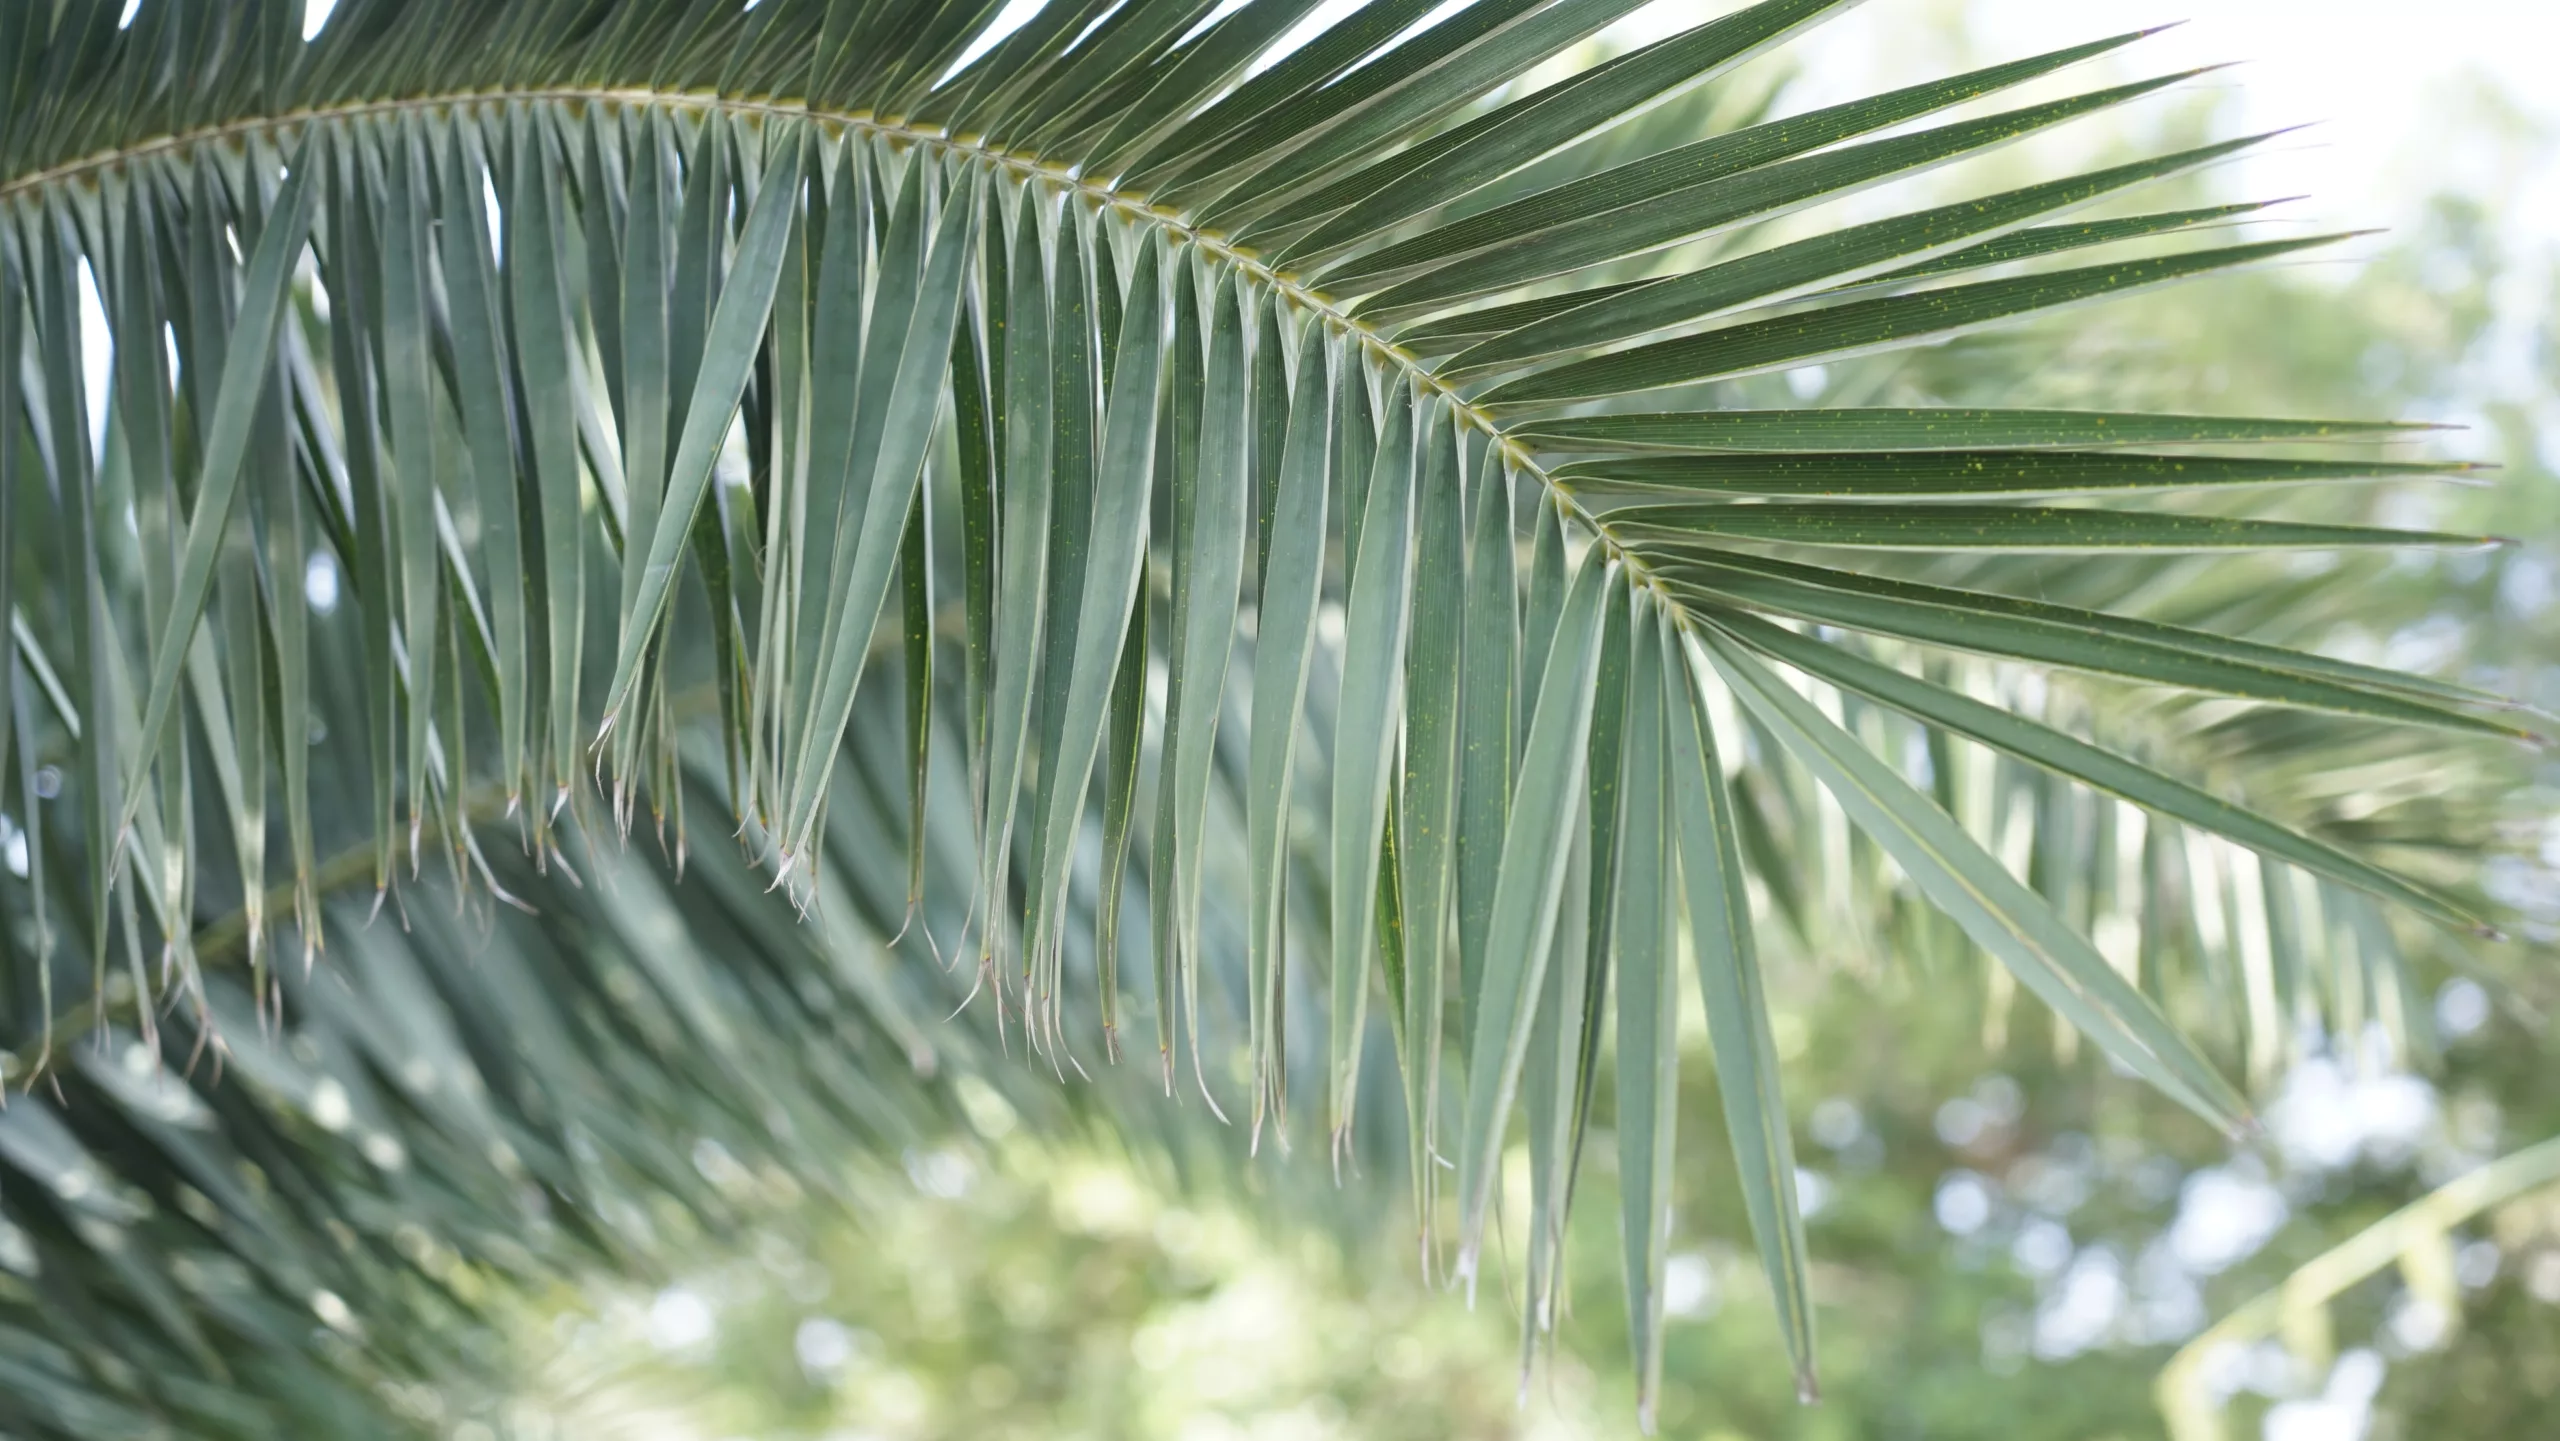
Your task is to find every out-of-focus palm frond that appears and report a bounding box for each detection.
[2158,1134,2560,1441]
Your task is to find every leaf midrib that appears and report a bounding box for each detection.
[5,83,1651,598]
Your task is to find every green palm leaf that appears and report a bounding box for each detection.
[0,2,2526,1434]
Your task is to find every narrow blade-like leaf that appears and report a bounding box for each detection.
[1712,608,2489,933]
[602,125,806,726]
[1329,382,1418,1146]
[1610,503,2492,552]
[1651,549,2526,731]
[121,140,318,840]
[1482,234,2353,407]
[1558,450,2475,498]
[1455,548,1611,1279]
[1663,609,1820,1403]
[1693,622,2250,1130]
[1615,594,1680,1427]
[1508,407,2440,454]
[1246,323,1332,1142]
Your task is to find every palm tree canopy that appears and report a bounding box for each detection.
[0,0,2530,1434]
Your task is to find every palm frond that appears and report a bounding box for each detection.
[2157,1134,2560,1441]
[0,0,2530,1432]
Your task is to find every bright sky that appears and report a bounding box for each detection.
[1833,0,2560,242]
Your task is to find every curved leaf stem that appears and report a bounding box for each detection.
[0,86,1649,595]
